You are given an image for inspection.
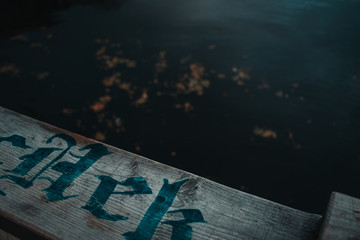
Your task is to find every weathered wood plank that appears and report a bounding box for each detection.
[318,192,360,240]
[0,106,322,240]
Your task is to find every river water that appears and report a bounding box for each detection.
[1,0,359,214]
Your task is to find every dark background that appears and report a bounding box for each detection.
[1,0,360,214]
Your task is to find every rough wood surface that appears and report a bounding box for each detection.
[318,192,360,240]
[0,106,322,240]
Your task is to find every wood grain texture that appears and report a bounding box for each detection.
[318,192,360,240]
[0,106,322,240]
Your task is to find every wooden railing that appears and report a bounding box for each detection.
[0,106,359,240]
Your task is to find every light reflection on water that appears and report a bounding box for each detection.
[0,0,360,213]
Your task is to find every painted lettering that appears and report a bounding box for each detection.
[0,134,206,238]
[43,143,111,201]
[1,134,75,189]
[5,148,61,176]
[0,135,31,149]
[162,209,206,240]
[123,178,189,240]
[82,176,152,221]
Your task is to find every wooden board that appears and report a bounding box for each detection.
[0,106,322,240]
[318,192,360,240]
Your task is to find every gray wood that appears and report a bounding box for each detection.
[0,106,322,240]
[318,192,360,240]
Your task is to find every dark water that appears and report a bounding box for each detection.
[1,0,360,214]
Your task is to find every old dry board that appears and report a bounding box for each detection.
[0,106,322,239]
